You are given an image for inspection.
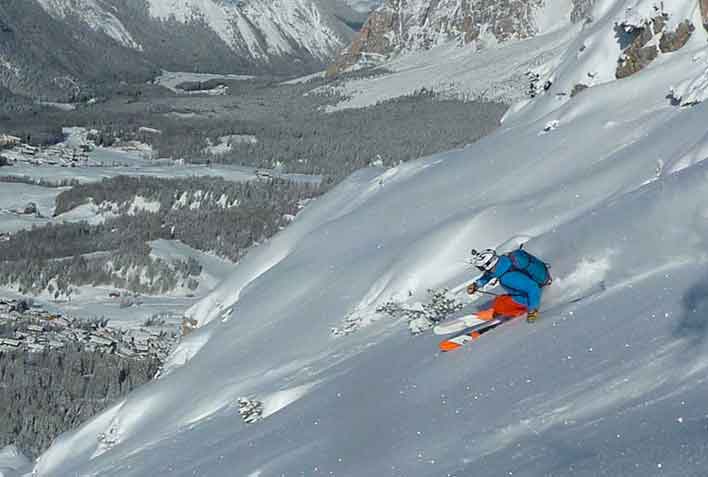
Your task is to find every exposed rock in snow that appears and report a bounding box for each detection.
[615,15,662,79]
[616,12,696,79]
[659,20,696,52]
[237,397,264,424]
[570,0,597,23]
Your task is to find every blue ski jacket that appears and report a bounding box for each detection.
[474,255,542,310]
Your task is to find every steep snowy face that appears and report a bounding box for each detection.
[331,0,584,73]
[35,0,142,50]
[238,0,349,60]
[145,0,235,44]
[38,0,352,61]
[145,0,350,61]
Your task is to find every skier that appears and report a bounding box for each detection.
[467,248,550,323]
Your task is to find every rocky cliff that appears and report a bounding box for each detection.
[330,0,594,75]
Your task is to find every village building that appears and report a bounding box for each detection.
[0,297,178,360]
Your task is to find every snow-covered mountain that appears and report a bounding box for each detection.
[138,0,357,62]
[35,0,142,50]
[0,0,155,101]
[29,0,708,476]
[0,0,363,99]
[330,0,595,74]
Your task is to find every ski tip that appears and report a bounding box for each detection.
[439,341,461,352]
[439,331,482,352]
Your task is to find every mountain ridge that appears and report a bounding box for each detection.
[329,0,596,75]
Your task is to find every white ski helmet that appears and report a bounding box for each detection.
[471,248,499,271]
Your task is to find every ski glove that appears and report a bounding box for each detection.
[467,283,478,295]
[526,310,539,323]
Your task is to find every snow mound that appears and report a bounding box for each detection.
[261,382,320,418]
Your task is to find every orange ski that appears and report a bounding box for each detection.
[438,318,505,352]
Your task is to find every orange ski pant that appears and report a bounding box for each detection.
[477,295,528,321]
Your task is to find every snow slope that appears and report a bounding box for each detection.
[145,0,350,60]
[0,445,29,477]
[33,1,708,476]
[0,183,61,234]
[30,0,356,77]
[36,0,143,50]
[323,23,577,110]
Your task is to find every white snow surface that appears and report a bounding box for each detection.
[0,445,29,477]
[34,1,708,476]
[154,71,254,93]
[239,0,345,59]
[533,0,573,34]
[146,0,238,48]
[671,49,708,105]
[0,183,62,233]
[3,148,251,185]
